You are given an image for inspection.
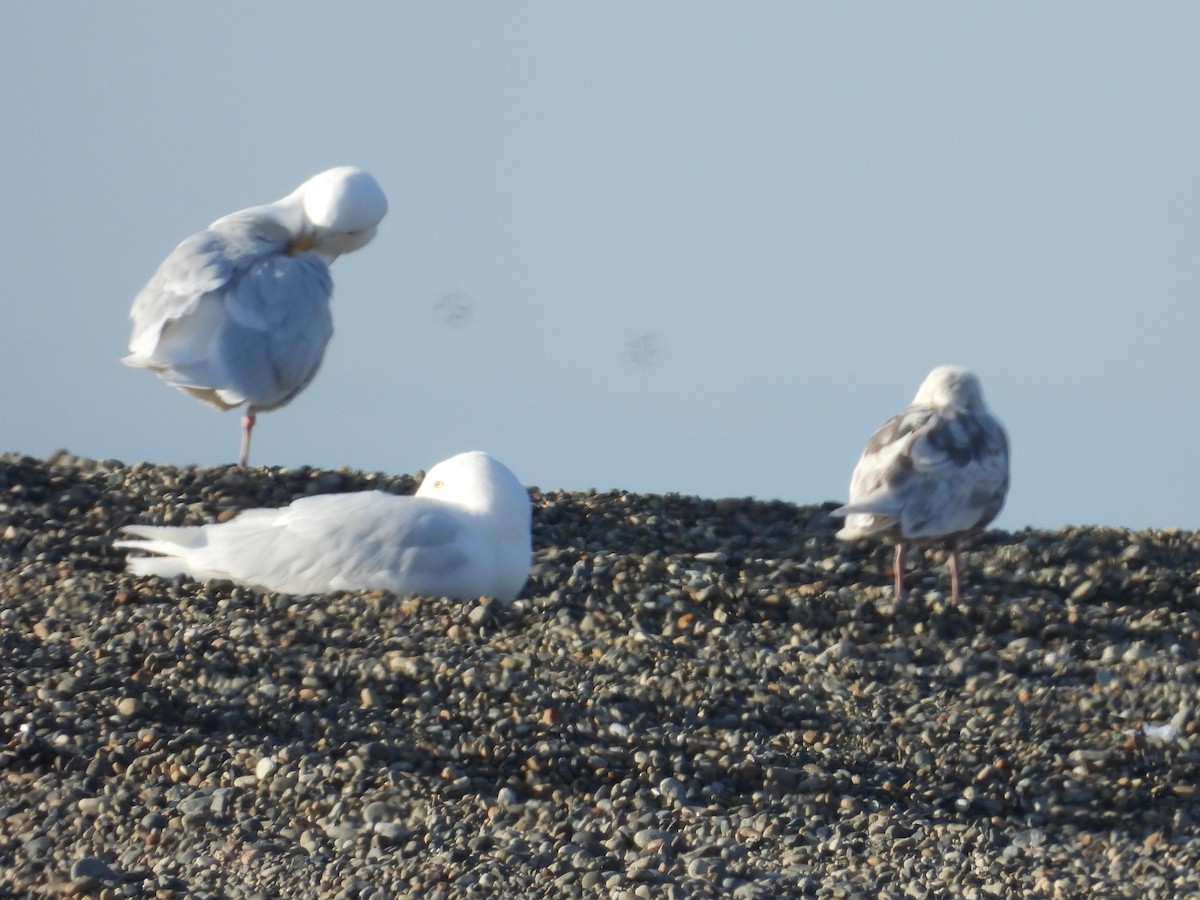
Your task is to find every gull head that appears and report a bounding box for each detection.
[292,166,388,259]
[912,365,988,412]
[416,452,532,527]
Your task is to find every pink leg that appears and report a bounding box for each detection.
[948,549,961,604]
[893,542,905,599]
[238,411,256,468]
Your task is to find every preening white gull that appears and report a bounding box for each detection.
[122,166,388,466]
[115,451,532,602]
[831,365,1009,603]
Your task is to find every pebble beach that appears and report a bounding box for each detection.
[2,452,1199,898]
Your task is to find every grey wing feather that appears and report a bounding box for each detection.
[273,492,468,592]
[124,220,334,411]
[213,252,333,409]
[126,233,233,363]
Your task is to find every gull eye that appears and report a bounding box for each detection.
[433,480,444,489]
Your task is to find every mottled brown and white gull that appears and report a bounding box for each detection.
[832,365,1010,603]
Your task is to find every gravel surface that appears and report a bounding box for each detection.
[2,451,1199,898]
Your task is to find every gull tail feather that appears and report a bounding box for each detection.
[115,524,208,579]
[830,501,899,540]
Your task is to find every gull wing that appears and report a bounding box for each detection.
[123,219,333,411]
[118,492,470,596]
[835,407,1009,540]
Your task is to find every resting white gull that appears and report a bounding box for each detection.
[122,166,389,466]
[115,451,532,603]
[830,365,1009,604]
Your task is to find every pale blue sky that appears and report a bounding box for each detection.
[3,4,1198,530]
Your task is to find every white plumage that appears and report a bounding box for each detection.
[115,452,532,603]
[831,365,1009,603]
[122,166,388,466]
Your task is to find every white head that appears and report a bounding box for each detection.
[416,451,532,527]
[291,166,388,259]
[912,365,988,412]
